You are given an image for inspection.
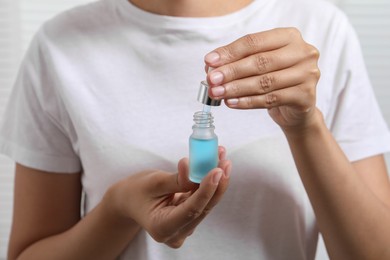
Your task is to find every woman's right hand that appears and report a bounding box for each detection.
[103,146,231,248]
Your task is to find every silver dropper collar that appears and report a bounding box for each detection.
[197,81,222,106]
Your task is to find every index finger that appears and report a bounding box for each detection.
[162,168,223,231]
[204,28,299,67]
[150,149,226,197]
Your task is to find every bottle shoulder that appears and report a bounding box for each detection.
[190,127,218,140]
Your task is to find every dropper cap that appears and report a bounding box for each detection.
[197,81,221,106]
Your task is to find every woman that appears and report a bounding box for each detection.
[2,0,390,259]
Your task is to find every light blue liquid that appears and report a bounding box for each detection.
[189,137,218,183]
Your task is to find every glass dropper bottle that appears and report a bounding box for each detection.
[189,81,221,183]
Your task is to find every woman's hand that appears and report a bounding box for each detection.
[205,28,321,131]
[103,147,231,248]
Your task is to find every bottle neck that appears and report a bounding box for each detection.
[193,111,214,128]
[191,111,216,139]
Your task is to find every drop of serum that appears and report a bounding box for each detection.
[189,81,221,183]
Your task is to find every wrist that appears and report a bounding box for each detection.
[281,108,326,139]
[102,182,140,228]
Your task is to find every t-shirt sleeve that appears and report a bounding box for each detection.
[325,17,390,162]
[0,29,81,173]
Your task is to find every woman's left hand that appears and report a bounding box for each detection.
[205,27,321,131]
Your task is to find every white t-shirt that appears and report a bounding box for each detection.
[1,0,390,259]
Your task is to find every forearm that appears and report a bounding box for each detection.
[284,109,390,259]
[17,197,140,260]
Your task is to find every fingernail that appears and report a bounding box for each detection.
[213,170,223,185]
[208,66,215,72]
[224,164,231,178]
[210,72,224,85]
[211,86,225,97]
[205,52,220,64]
[227,98,239,106]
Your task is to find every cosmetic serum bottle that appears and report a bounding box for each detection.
[189,81,221,183]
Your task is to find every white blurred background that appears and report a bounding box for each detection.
[0,0,389,259]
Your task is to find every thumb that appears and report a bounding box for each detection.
[177,158,199,191]
[150,158,197,197]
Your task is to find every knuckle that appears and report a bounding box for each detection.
[309,45,320,59]
[149,220,173,243]
[264,93,279,108]
[253,54,270,73]
[298,85,316,108]
[287,27,302,39]
[166,239,185,249]
[151,231,167,243]
[306,65,321,81]
[151,172,165,185]
[300,43,319,60]
[148,171,169,190]
[218,45,237,62]
[243,96,254,108]
[202,207,212,216]
[257,74,274,94]
[187,207,203,220]
[228,82,240,96]
[243,33,261,49]
[311,67,321,80]
[225,65,239,80]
